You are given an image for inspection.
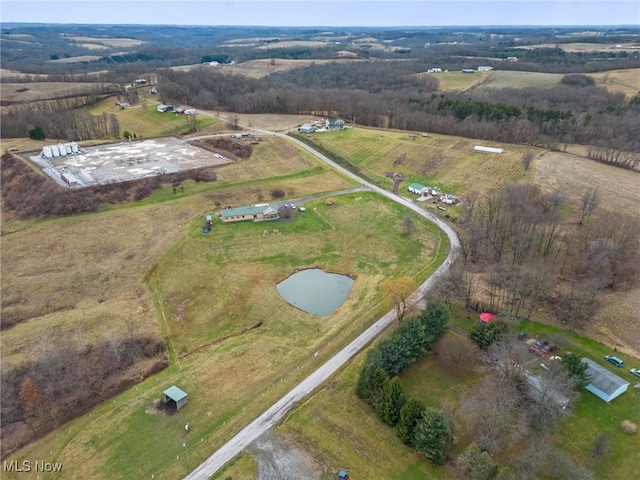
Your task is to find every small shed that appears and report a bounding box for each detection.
[581,358,630,403]
[163,385,188,410]
[206,215,213,225]
[338,471,349,479]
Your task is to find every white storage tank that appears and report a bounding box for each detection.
[57,144,67,156]
[51,145,60,157]
[42,146,53,158]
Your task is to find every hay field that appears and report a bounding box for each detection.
[417,71,487,92]
[474,70,564,90]
[1,82,104,103]
[532,151,640,217]
[588,68,640,98]
[305,127,541,196]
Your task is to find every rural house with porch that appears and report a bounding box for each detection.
[220,204,280,223]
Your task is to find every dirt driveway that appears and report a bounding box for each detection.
[247,430,324,480]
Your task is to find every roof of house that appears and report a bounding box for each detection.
[581,357,630,400]
[408,182,427,190]
[163,385,188,402]
[220,204,277,218]
[327,118,344,125]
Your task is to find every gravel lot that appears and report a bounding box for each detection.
[247,430,323,480]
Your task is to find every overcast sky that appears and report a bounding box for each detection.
[1,1,639,27]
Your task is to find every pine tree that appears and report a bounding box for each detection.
[396,398,426,447]
[377,377,406,426]
[419,301,450,349]
[413,409,452,465]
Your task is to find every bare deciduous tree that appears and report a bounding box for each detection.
[437,335,479,376]
[578,187,599,225]
[381,277,418,321]
[459,375,529,453]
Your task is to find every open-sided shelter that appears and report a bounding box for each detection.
[163,385,188,410]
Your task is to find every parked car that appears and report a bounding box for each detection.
[533,339,549,349]
[517,331,528,341]
[529,346,545,357]
[605,355,624,367]
[630,368,640,378]
[540,344,557,355]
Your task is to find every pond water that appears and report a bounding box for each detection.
[276,268,354,316]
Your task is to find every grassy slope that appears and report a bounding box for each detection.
[303,127,541,196]
[5,189,447,479]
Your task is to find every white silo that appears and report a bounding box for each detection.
[57,144,67,156]
[43,146,53,158]
[51,145,60,157]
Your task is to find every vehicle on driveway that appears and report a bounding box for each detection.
[630,368,640,378]
[605,355,624,367]
[533,339,549,349]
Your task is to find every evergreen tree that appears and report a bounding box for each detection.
[377,376,406,426]
[413,409,452,465]
[396,398,426,447]
[356,362,389,409]
[391,317,429,372]
[28,126,45,140]
[456,442,498,480]
[562,354,590,386]
[419,301,450,349]
[469,320,509,351]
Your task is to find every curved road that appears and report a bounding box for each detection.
[183,130,460,480]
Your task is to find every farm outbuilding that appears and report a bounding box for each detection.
[298,124,316,134]
[474,145,504,154]
[163,385,188,410]
[408,183,429,195]
[581,358,630,403]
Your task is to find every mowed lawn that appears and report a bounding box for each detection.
[6,191,448,479]
[300,127,542,196]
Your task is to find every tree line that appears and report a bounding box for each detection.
[156,65,639,161]
[435,183,640,332]
[356,303,451,465]
[0,323,168,458]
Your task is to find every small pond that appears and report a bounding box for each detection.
[276,268,354,316]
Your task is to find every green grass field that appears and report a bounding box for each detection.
[87,96,221,138]
[297,127,542,197]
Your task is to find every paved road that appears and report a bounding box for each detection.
[183,131,460,480]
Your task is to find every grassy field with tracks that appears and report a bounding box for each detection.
[299,127,542,197]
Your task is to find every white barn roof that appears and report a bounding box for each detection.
[581,358,630,403]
